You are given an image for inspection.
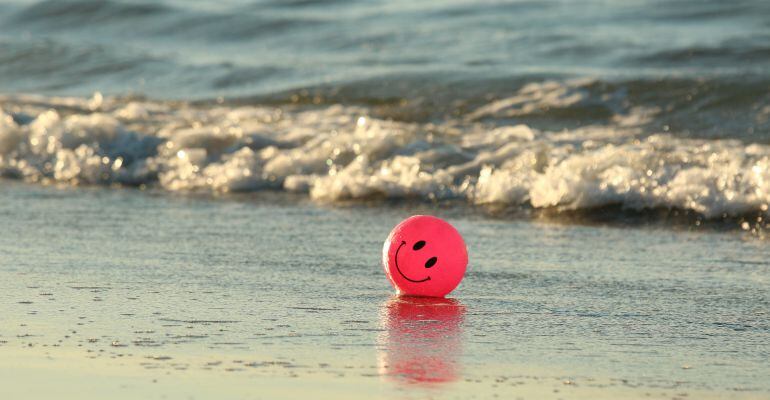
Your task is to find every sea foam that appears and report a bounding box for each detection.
[1,89,769,220]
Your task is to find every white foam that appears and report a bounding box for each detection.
[1,92,769,219]
[0,111,22,155]
[467,78,595,120]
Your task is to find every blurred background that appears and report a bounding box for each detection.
[1,0,769,138]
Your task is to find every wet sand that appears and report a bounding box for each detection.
[1,182,769,399]
[6,348,764,400]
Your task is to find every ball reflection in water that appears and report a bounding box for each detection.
[377,295,466,385]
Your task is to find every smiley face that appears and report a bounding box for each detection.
[382,215,468,297]
[393,239,438,283]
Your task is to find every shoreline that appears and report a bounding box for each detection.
[0,178,765,238]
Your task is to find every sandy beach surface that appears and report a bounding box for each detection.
[1,181,768,399]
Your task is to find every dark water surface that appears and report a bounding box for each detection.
[1,0,769,139]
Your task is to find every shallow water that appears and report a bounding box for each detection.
[1,182,768,398]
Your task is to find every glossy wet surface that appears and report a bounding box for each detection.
[1,181,768,399]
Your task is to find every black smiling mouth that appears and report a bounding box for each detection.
[394,241,431,283]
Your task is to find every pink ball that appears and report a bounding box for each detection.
[382,215,468,297]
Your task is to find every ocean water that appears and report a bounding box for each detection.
[0,0,770,231]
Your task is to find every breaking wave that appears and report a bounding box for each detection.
[2,81,769,228]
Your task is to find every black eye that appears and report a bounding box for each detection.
[424,257,437,268]
[412,240,426,251]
